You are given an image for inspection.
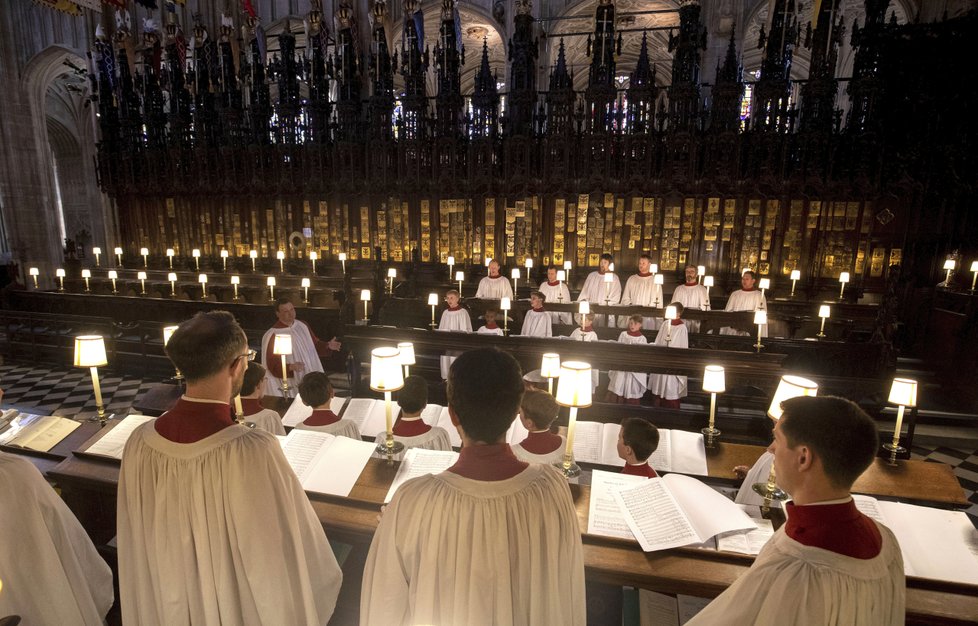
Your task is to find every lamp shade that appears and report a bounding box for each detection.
[93,247,101,255]
[73,335,107,367]
[162,325,178,346]
[114,247,123,255]
[525,258,534,269]
[387,268,397,278]
[753,310,767,325]
[839,271,850,283]
[557,270,566,281]
[397,342,416,366]
[361,289,371,301]
[370,347,404,392]
[971,261,978,272]
[540,353,561,379]
[455,271,465,281]
[250,250,258,259]
[818,304,831,319]
[768,375,819,419]
[137,271,147,280]
[166,248,174,257]
[703,276,714,287]
[338,252,347,261]
[198,274,208,284]
[703,365,725,393]
[665,305,678,320]
[221,250,229,258]
[167,272,177,281]
[107,270,118,279]
[608,263,615,272]
[301,278,311,288]
[447,255,455,265]
[277,251,285,260]
[790,270,801,280]
[272,333,292,356]
[555,361,593,408]
[888,378,918,407]
[266,276,276,286]
[654,273,664,285]
[649,263,658,273]
[309,251,317,261]
[428,292,438,306]
[56,268,66,278]
[140,247,149,256]
[511,268,520,279]
[564,261,572,270]
[230,275,240,285]
[697,265,706,275]
[485,258,493,267]
[943,259,955,271]
[192,249,200,258]
[81,269,91,279]
[29,267,39,276]
[500,296,511,310]
[741,267,751,275]
[603,272,613,283]
[578,301,590,315]
[759,278,771,290]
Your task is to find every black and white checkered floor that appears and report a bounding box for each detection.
[2,361,976,527]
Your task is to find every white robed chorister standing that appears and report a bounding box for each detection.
[538,279,572,324]
[619,273,662,329]
[606,330,650,399]
[672,282,709,333]
[647,320,689,401]
[438,306,472,379]
[475,274,514,300]
[577,270,621,326]
[722,288,767,336]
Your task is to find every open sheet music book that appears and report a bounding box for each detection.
[280,394,348,427]
[384,448,460,503]
[612,473,755,552]
[276,429,375,497]
[715,504,775,555]
[0,413,79,452]
[572,422,708,475]
[82,415,156,459]
[853,495,978,584]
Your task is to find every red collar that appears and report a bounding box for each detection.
[519,430,562,454]
[393,416,432,437]
[239,397,265,417]
[531,306,545,312]
[484,322,498,329]
[741,287,756,292]
[671,319,684,326]
[272,320,293,328]
[546,280,560,286]
[303,409,341,426]
[597,270,607,275]
[621,462,658,478]
[785,500,882,559]
[487,274,503,279]
[155,398,235,443]
[636,271,652,277]
[446,305,462,312]
[448,443,528,481]
[685,281,698,287]
[626,330,643,337]
[581,325,593,333]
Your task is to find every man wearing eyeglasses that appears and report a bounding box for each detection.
[261,296,342,396]
[117,310,342,625]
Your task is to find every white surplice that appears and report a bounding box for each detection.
[477,325,505,335]
[475,275,515,300]
[0,452,113,626]
[722,289,768,337]
[538,281,573,324]
[520,309,553,337]
[360,464,586,626]
[512,436,567,465]
[261,320,326,396]
[577,271,621,326]
[647,322,689,400]
[296,419,361,440]
[373,427,454,461]
[672,283,710,332]
[117,422,342,626]
[438,308,473,379]
[607,331,650,398]
[686,524,905,626]
[619,273,663,329]
[242,407,286,436]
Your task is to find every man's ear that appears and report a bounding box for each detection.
[797,444,814,472]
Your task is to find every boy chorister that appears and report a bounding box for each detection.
[438,290,472,379]
[605,314,649,404]
[520,291,553,337]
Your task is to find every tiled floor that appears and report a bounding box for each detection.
[2,361,976,527]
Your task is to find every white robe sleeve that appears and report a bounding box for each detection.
[244,408,286,436]
[296,419,362,440]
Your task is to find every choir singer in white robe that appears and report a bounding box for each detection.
[577,253,621,326]
[721,270,767,336]
[618,254,662,329]
[361,348,586,625]
[0,449,114,625]
[539,265,573,324]
[237,361,286,435]
[475,259,515,300]
[647,303,689,409]
[438,290,473,379]
[261,297,341,396]
[672,265,709,332]
[519,291,553,337]
[687,396,904,626]
[118,311,342,625]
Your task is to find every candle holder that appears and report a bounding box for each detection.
[556,270,566,302]
[753,310,767,353]
[267,276,276,300]
[272,333,293,398]
[301,278,311,303]
[941,259,955,287]
[653,273,664,308]
[501,297,511,334]
[309,251,317,275]
[883,378,917,465]
[696,265,705,283]
[166,248,174,269]
[339,252,347,274]
[553,361,592,478]
[198,273,208,298]
[524,258,534,285]
[168,272,178,297]
[108,270,118,294]
[277,251,286,273]
[387,268,397,295]
[140,247,149,268]
[447,255,455,281]
[81,269,92,292]
[162,325,183,381]
[577,301,590,339]
[428,292,438,328]
[56,268,66,291]
[703,276,713,310]
[511,268,520,294]
[603,272,612,306]
[759,277,770,300]
[397,342,415,378]
[817,304,830,338]
[701,365,724,447]
[93,247,102,267]
[563,261,572,286]
[361,289,371,322]
[29,267,39,289]
[971,261,978,292]
[838,271,850,300]
[137,271,147,295]
[753,375,818,510]
[455,270,465,296]
[192,249,201,271]
[231,275,241,300]
[540,353,561,396]
[664,305,678,343]
[74,335,110,427]
[250,250,258,272]
[221,249,229,271]
[790,270,800,298]
[371,346,406,463]
[114,247,123,267]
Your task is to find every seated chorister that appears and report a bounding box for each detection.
[606,313,649,405]
[520,291,553,337]
[237,361,286,435]
[295,372,361,440]
[617,417,660,478]
[511,388,566,464]
[477,307,504,335]
[374,375,452,460]
[568,312,598,342]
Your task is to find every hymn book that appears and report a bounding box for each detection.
[276,429,375,497]
[715,504,775,555]
[853,495,978,584]
[81,414,156,459]
[280,394,349,427]
[572,422,709,475]
[612,473,755,552]
[0,413,79,452]
[384,448,460,503]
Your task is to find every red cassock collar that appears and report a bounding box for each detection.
[155,398,235,443]
[304,409,341,426]
[637,272,652,277]
[519,430,562,454]
[392,416,432,437]
[547,281,560,286]
[671,319,684,326]
[446,305,462,312]
[448,443,528,481]
[626,330,644,337]
[784,500,882,559]
[621,462,658,478]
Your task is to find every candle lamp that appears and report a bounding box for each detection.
[166,248,174,269]
[664,305,677,343]
[759,277,770,299]
[485,257,492,267]
[577,301,590,339]
[266,276,276,300]
[817,304,830,338]
[81,269,91,292]
[387,268,397,295]
[74,335,110,426]
[653,273,664,307]
[309,251,317,275]
[221,249,229,271]
[703,276,713,310]
[701,365,725,447]
[942,259,955,286]
[553,361,592,478]
[140,247,149,268]
[198,273,208,298]
[697,265,705,283]
[371,346,406,462]
[753,310,767,352]
[838,271,850,300]
[137,271,147,295]
[339,252,347,274]
[609,262,615,272]
[556,270,566,301]
[428,293,438,327]
[162,325,182,381]
[540,353,561,395]
[524,258,533,285]
[272,334,293,398]
[56,268,66,291]
[108,270,118,293]
[92,247,102,267]
[563,260,572,285]
[250,249,258,272]
[603,272,613,305]
[741,267,751,276]
[447,255,455,280]
[971,261,978,292]
[167,272,177,297]
[511,268,520,294]
[231,275,240,300]
[29,267,39,289]
[649,263,658,275]
[301,278,311,303]
[500,297,511,334]
[397,342,415,378]
[455,270,465,296]
[361,289,371,321]
[277,250,286,273]
[883,378,918,465]
[790,269,801,297]
[753,375,818,509]
[114,247,123,267]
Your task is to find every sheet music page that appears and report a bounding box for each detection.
[330,396,348,416]
[663,473,755,541]
[879,500,978,584]
[358,400,395,439]
[648,428,673,472]
[677,595,712,625]
[300,435,375,497]
[666,430,708,476]
[281,429,335,481]
[341,398,376,432]
[434,407,462,447]
[600,423,626,466]
[506,418,530,446]
[638,590,679,626]
[85,415,156,459]
[716,505,775,555]
[614,478,700,551]
[281,392,314,427]
[384,448,459,503]
[587,469,647,539]
[14,416,80,452]
[571,421,606,464]
[852,494,885,523]
[419,404,444,428]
